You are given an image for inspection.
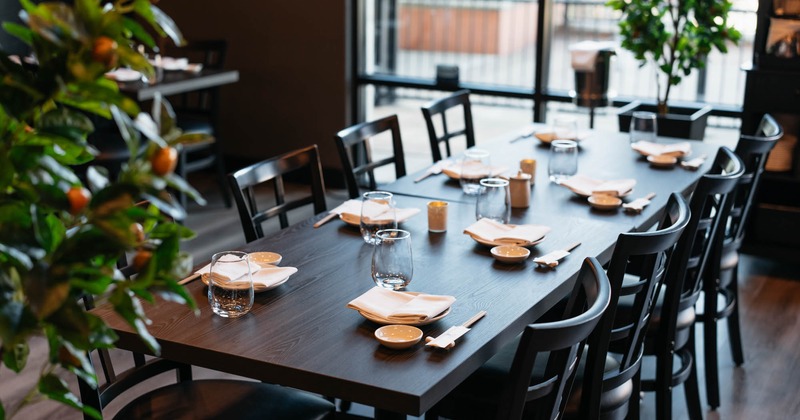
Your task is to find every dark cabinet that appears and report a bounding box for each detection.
[741,0,800,260]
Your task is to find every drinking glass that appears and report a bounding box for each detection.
[475,178,510,223]
[207,251,254,318]
[553,116,578,140]
[460,149,491,195]
[361,191,397,245]
[629,111,658,144]
[548,140,579,184]
[371,229,413,290]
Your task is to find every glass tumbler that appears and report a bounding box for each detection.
[548,140,578,184]
[629,111,658,144]
[361,191,397,245]
[553,116,579,140]
[371,229,413,290]
[460,148,491,195]
[207,251,254,318]
[475,178,511,223]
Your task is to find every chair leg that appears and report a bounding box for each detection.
[655,341,673,420]
[627,368,641,420]
[178,149,189,210]
[727,266,745,366]
[703,284,721,410]
[213,142,231,208]
[683,328,703,420]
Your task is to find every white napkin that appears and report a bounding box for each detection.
[560,174,636,197]
[681,156,706,170]
[347,287,456,323]
[464,218,551,245]
[441,161,509,180]
[105,68,142,82]
[196,261,297,287]
[631,141,692,157]
[330,199,420,224]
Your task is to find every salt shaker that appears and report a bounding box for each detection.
[509,171,531,209]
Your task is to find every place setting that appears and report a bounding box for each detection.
[312,191,420,233]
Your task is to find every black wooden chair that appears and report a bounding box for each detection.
[628,147,743,420]
[698,114,782,409]
[425,257,611,420]
[421,89,476,163]
[228,145,327,243]
[167,39,231,209]
[334,114,407,199]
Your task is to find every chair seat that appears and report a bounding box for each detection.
[721,249,739,271]
[176,112,214,136]
[616,280,696,352]
[114,379,334,420]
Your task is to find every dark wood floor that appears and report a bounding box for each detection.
[2,172,799,419]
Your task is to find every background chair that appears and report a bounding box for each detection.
[425,257,611,420]
[421,89,475,163]
[166,39,231,209]
[334,114,406,199]
[228,145,327,243]
[629,147,743,420]
[699,114,782,409]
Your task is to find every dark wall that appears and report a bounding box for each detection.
[159,1,350,173]
[0,1,27,55]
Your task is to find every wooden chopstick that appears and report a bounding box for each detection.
[313,212,338,228]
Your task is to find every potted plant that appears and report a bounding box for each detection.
[608,0,742,139]
[0,1,205,418]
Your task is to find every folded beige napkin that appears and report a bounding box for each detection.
[631,141,692,157]
[441,161,508,180]
[560,174,636,197]
[464,218,551,245]
[332,199,420,224]
[347,287,456,323]
[104,68,142,82]
[197,261,297,287]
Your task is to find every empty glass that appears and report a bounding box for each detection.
[207,251,254,318]
[361,191,397,245]
[460,148,491,195]
[371,229,413,290]
[553,116,579,140]
[475,178,510,223]
[630,111,658,144]
[548,140,579,184]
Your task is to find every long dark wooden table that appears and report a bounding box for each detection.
[95,195,628,417]
[386,129,719,231]
[116,68,239,101]
[94,130,719,418]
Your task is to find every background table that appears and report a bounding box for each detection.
[95,195,628,417]
[116,68,239,101]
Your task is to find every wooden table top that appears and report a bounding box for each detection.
[116,68,239,101]
[386,128,719,231]
[95,195,627,416]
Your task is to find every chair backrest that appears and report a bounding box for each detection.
[727,114,783,248]
[421,89,476,163]
[658,147,743,347]
[496,257,611,420]
[167,39,227,118]
[334,114,407,199]
[228,145,327,242]
[579,193,690,419]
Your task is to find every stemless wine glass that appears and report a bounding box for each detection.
[553,116,579,140]
[460,148,491,195]
[629,111,658,144]
[371,229,413,290]
[548,140,579,184]
[475,178,511,223]
[361,191,397,245]
[207,251,254,318]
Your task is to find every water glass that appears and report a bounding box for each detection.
[629,111,658,144]
[207,251,254,318]
[475,178,510,223]
[371,229,413,290]
[460,148,491,195]
[361,191,397,245]
[548,140,578,184]
[553,116,579,140]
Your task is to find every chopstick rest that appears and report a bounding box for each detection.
[622,192,656,213]
[425,310,487,350]
[533,242,581,268]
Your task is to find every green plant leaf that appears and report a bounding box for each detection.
[39,373,89,415]
[2,22,34,46]
[0,337,29,373]
[122,17,156,49]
